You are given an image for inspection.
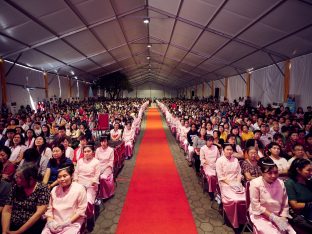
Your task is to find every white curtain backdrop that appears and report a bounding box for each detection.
[290,53,312,109]
[227,75,246,102]
[250,62,284,106]
[214,78,225,99]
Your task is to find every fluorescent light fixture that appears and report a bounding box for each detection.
[74,76,78,80]
[247,67,254,73]
[71,71,75,75]
[4,59,42,73]
[143,18,150,24]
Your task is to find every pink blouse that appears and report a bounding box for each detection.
[74,157,100,186]
[45,182,87,224]
[249,176,290,218]
[200,145,220,174]
[216,155,242,184]
[122,128,134,142]
[95,146,114,176]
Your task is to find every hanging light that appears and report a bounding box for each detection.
[147,44,152,48]
[146,56,151,60]
[143,18,150,24]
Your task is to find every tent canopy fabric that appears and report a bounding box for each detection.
[1,0,312,88]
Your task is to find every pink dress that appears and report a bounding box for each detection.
[180,126,190,152]
[42,182,87,234]
[249,177,295,234]
[200,145,220,192]
[122,127,135,158]
[216,155,247,228]
[95,146,115,199]
[74,157,100,217]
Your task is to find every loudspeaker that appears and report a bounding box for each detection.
[191,90,195,97]
[215,88,220,99]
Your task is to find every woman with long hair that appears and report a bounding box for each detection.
[285,158,312,233]
[32,135,52,176]
[25,129,35,149]
[9,133,26,165]
[2,164,50,234]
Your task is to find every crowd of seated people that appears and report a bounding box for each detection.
[158,97,312,234]
[0,97,149,234]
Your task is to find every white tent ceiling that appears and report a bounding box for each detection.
[1,0,312,88]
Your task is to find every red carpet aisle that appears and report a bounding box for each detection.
[116,108,197,234]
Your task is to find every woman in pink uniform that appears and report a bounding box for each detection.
[73,145,100,219]
[200,135,220,200]
[216,143,247,230]
[249,157,295,234]
[42,164,87,234]
[95,135,115,200]
[122,122,135,159]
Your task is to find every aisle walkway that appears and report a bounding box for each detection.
[116,108,197,234]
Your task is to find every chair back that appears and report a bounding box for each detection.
[97,113,109,130]
[245,181,251,210]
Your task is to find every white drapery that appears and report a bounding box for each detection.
[250,63,284,106]
[290,53,312,109]
[227,75,246,102]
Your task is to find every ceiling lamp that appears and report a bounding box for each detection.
[143,18,150,24]
[147,56,151,60]
[247,67,254,73]
[147,44,152,48]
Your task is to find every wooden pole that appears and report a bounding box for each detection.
[202,82,205,98]
[68,78,72,99]
[43,72,49,98]
[246,73,251,97]
[0,59,8,105]
[284,60,290,102]
[224,78,228,99]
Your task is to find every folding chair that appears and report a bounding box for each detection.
[199,166,208,194]
[241,181,253,233]
[215,183,225,222]
[95,113,109,138]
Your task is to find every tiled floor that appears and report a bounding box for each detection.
[92,108,234,234]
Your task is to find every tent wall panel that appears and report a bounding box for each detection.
[250,63,284,106]
[227,75,246,102]
[47,74,60,99]
[125,82,175,98]
[59,77,70,99]
[214,79,225,99]
[71,80,78,98]
[290,53,312,109]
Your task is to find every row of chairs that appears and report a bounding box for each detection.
[167,117,253,233]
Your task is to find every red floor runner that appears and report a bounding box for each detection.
[116,108,197,234]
